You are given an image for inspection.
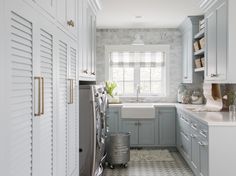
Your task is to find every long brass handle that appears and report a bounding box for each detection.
[70,79,74,104]
[68,79,72,104]
[41,77,44,115]
[68,79,74,104]
[34,77,41,116]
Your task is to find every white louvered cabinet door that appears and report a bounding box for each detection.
[57,34,69,176]
[9,11,34,176]
[34,24,55,176]
[68,42,79,176]
[3,1,56,176]
[3,1,37,175]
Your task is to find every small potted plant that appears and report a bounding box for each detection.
[105,81,120,103]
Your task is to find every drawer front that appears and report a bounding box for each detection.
[190,118,199,132]
[179,114,190,135]
[198,123,208,139]
[180,131,191,159]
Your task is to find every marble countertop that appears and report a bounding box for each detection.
[108,103,236,126]
[176,104,236,126]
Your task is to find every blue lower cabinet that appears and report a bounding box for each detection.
[158,108,176,146]
[120,119,155,146]
[138,120,155,145]
[190,132,200,174]
[120,120,139,145]
[107,109,120,133]
[199,137,208,176]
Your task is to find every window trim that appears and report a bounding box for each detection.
[105,45,170,97]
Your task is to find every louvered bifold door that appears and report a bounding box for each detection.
[7,7,34,176]
[58,39,68,176]
[68,43,78,176]
[37,27,54,176]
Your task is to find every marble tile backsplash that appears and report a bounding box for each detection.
[96,28,183,102]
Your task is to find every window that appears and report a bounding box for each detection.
[105,45,169,97]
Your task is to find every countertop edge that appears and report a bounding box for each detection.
[108,103,236,127]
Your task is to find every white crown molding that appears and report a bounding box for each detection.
[88,0,102,14]
[199,0,218,12]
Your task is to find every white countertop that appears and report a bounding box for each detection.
[108,103,236,126]
[108,102,176,108]
[176,104,236,126]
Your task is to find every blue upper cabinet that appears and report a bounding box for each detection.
[179,16,204,84]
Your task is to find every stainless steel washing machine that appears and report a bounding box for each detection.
[79,85,107,176]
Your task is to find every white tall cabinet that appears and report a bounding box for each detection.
[79,0,100,81]
[57,29,78,176]
[0,0,79,175]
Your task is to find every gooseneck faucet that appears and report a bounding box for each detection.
[136,84,140,102]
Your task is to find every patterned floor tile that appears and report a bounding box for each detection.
[103,151,193,176]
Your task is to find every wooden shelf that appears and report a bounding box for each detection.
[194,30,205,39]
[194,49,204,56]
[194,67,205,72]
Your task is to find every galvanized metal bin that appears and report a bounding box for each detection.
[106,132,130,168]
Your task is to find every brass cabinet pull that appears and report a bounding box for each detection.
[34,77,44,116]
[91,72,95,75]
[71,79,74,104]
[67,20,75,27]
[34,77,41,116]
[83,70,88,74]
[41,77,44,115]
[68,79,72,104]
[68,79,74,104]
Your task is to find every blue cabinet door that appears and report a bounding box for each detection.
[199,138,208,176]
[138,120,155,145]
[190,133,200,174]
[120,120,139,145]
[176,111,182,151]
[158,108,176,146]
[107,108,120,133]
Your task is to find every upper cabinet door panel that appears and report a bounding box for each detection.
[216,1,227,80]
[205,0,228,82]
[57,0,66,25]
[205,11,217,80]
[67,0,77,34]
[35,0,56,16]
[57,0,77,36]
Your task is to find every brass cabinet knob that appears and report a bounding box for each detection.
[67,20,75,27]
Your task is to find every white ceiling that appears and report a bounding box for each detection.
[97,0,203,28]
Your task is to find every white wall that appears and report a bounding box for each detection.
[96,28,183,102]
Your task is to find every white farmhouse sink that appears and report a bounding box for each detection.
[121,103,155,119]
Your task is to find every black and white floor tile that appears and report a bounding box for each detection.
[103,151,193,176]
